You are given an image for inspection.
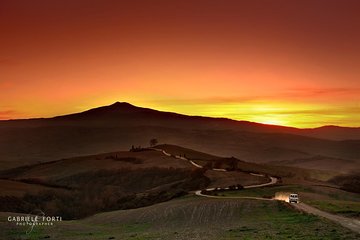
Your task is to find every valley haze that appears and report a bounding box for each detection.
[0,102,359,171]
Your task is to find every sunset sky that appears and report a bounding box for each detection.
[1,0,359,128]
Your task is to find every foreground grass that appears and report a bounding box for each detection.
[220,184,360,217]
[305,199,360,218]
[223,202,356,240]
[1,196,359,239]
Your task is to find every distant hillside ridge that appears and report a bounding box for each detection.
[0,102,359,170]
[1,102,359,140]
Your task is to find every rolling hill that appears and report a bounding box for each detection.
[1,145,289,220]
[2,197,359,240]
[269,155,358,173]
[0,144,343,220]
[0,102,359,172]
[0,144,358,239]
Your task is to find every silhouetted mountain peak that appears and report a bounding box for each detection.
[82,101,152,115]
[109,101,136,108]
[1,102,359,140]
[53,101,155,120]
[103,101,140,111]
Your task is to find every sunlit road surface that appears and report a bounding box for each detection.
[196,189,360,234]
[292,202,360,234]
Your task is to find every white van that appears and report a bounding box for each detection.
[289,193,299,203]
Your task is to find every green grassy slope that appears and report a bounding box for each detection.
[220,185,360,218]
[2,197,358,240]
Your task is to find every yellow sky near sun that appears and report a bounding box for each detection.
[0,1,359,128]
[144,101,359,128]
[53,95,358,128]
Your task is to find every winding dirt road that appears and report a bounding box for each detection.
[195,190,360,234]
[194,175,278,198]
[153,147,360,234]
[153,147,278,196]
[293,203,360,234]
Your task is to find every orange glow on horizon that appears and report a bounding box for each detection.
[0,1,359,128]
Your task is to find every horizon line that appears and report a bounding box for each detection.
[1,101,359,130]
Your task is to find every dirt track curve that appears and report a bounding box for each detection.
[154,147,360,234]
[293,202,360,234]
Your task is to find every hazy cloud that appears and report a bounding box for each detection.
[149,87,359,106]
[149,96,259,105]
[0,110,17,120]
[284,87,360,98]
